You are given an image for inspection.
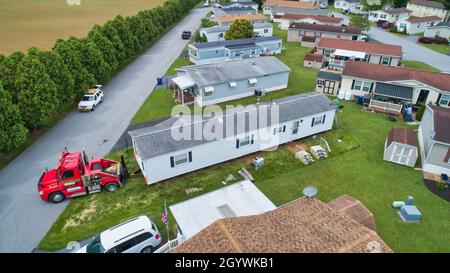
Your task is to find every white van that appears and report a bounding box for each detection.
[77,216,161,253]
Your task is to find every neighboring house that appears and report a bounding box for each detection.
[315,71,342,96]
[218,1,259,10]
[304,52,324,68]
[275,13,343,30]
[396,16,443,34]
[188,36,282,65]
[334,0,364,14]
[214,13,268,26]
[199,22,273,42]
[270,6,329,20]
[288,23,362,43]
[418,105,450,176]
[263,0,318,19]
[170,180,276,240]
[172,56,290,105]
[368,8,412,23]
[340,61,450,108]
[129,92,336,185]
[383,127,418,168]
[222,6,257,15]
[424,22,450,39]
[407,0,450,22]
[172,195,393,253]
[315,38,403,71]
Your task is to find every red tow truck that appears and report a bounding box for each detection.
[38,148,126,203]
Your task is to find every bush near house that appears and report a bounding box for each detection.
[433,36,449,45]
[418,37,435,44]
[0,0,200,156]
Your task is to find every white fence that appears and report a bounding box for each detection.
[154,234,185,253]
[368,99,403,114]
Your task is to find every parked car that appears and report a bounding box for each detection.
[78,85,104,112]
[319,2,328,9]
[77,216,161,253]
[203,1,209,7]
[181,30,192,40]
[381,22,394,29]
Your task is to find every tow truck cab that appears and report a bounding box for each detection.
[38,149,124,203]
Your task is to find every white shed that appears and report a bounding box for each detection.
[169,180,276,239]
[383,127,418,167]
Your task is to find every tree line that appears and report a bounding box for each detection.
[0,0,200,153]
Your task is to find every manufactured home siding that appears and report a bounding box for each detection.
[141,110,335,184]
[197,71,289,106]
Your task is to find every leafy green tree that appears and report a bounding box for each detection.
[126,16,147,51]
[28,47,76,107]
[76,38,111,83]
[111,15,140,59]
[102,20,127,64]
[225,19,254,40]
[349,15,371,31]
[88,26,119,72]
[15,55,59,129]
[393,0,408,8]
[0,52,25,102]
[53,39,96,95]
[0,81,28,152]
[201,18,218,28]
[136,11,158,46]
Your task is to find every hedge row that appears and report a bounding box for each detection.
[0,0,200,153]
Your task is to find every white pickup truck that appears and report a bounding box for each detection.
[78,85,104,112]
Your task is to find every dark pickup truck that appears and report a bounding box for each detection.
[182,31,192,40]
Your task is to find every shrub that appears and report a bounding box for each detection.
[389,26,397,33]
[415,104,426,121]
[433,36,449,45]
[418,37,434,44]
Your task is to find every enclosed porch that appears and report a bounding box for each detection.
[171,76,197,105]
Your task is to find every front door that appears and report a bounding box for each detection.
[417,89,429,104]
[324,80,336,95]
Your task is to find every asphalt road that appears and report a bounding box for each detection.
[366,27,450,73]
[0,8,208,253]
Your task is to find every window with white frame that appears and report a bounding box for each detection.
[312,115,324,127]
[264,28,268,33]
[353,80,363,90]
[299,30,305,37]
[440,94,450,106]
[273,125,286,135]
[324,49,332,57]
[174,153,188,166]
[362,82,371,92]
[381,56,390,65]
[317,79,325,86]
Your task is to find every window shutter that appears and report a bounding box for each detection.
[367,54,371,62]
[236,139,240,149]
[436,94,442,105]
[378,57,382,64]
[351,80,355,90]
[311,117,315,127]
[388,57,392,66]
[283,125,286,132]
[188,151,192,162]
[322,114,326,124]
[170,156,175,168]
[370,82,374,92]
[251,134,254,144]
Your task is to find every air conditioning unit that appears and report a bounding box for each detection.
[254,90,265,97]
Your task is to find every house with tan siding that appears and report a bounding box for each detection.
[407,0,450,22]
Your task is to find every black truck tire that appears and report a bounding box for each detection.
[105,182,119,192]
[49,191,66,203]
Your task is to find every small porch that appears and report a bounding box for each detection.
[367,82,414,115]
[171,76,196,105]
[326,49,367,71]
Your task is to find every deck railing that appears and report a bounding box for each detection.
[154,233,185,253]
[368,99,403,114]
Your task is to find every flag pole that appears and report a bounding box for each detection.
[165,200,171,250]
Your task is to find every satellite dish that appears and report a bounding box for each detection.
[303,186,318,198]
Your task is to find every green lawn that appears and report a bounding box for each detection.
[131,88,177,125]
[417,42,450,55]
[401,60,440,72]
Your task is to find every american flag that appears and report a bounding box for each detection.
[161,202,169,226]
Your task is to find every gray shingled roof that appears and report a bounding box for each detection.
[374,82,413,100]
[317,71,342,81]
[178,56,291,87]
[202,23,272,34]
[272,7,329,16]
[220,1,257,7]
[222,6,257,12]
[192,36,281,49]
[129,93,336,159]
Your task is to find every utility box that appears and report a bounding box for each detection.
[399,205,422,222]
[251,156,265,170]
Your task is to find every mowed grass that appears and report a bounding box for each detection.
[39,102,450,252]
[131,88,177,125]
[401,60,441,72]
[417,42,450,56]
[0,0,166,54]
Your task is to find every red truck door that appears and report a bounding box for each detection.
[60,170,86,198]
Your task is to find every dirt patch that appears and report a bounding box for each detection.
[241,152,262,165]
[63,198,98,230]
[424,180,450,202]
[285,140,309,154]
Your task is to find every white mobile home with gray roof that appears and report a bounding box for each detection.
[129,93,337,185]
[171,56,291,106]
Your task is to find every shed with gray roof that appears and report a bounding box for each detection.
[129,92,337,184]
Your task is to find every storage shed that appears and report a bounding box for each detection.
[383,127,418,167]
[315,71,342,96]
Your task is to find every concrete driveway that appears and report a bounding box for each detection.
[366,27,450,72]
[0,8,208,253]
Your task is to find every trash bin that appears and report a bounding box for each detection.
[156,77,163,85]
